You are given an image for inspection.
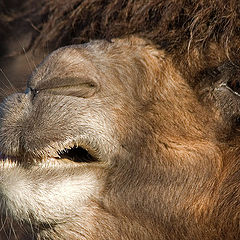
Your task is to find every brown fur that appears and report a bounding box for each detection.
[1,1,240,240]
[2,0,240,99]
[3,1,240,67]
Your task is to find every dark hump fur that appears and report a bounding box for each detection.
[2,0,239,52]
[2,0,240,80]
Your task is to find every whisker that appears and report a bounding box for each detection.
[17,39,36,72]
[0,68,17,93]
[0,88,9,98]
[9,219,18,240]
[28,217,35,240]
[0,210,7,232]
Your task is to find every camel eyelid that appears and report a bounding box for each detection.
[35,77,98,91]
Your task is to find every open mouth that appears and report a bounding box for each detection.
[57,146,99,163]
[0,140,100,165]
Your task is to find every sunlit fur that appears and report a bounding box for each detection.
[0,36,239,239]
[1,1,240,239]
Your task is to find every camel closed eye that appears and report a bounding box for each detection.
[32,77,99,98]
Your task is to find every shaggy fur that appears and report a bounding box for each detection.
[7,0,240,52]
[1,1,240,240]
[2,0,240,96]
[0,36,227,240]
[3,1,240,64]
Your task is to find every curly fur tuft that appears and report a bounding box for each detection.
[2,0,239,56]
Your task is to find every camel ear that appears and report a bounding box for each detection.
[195,61,240,127]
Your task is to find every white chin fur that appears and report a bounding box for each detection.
[0,160,101,224]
